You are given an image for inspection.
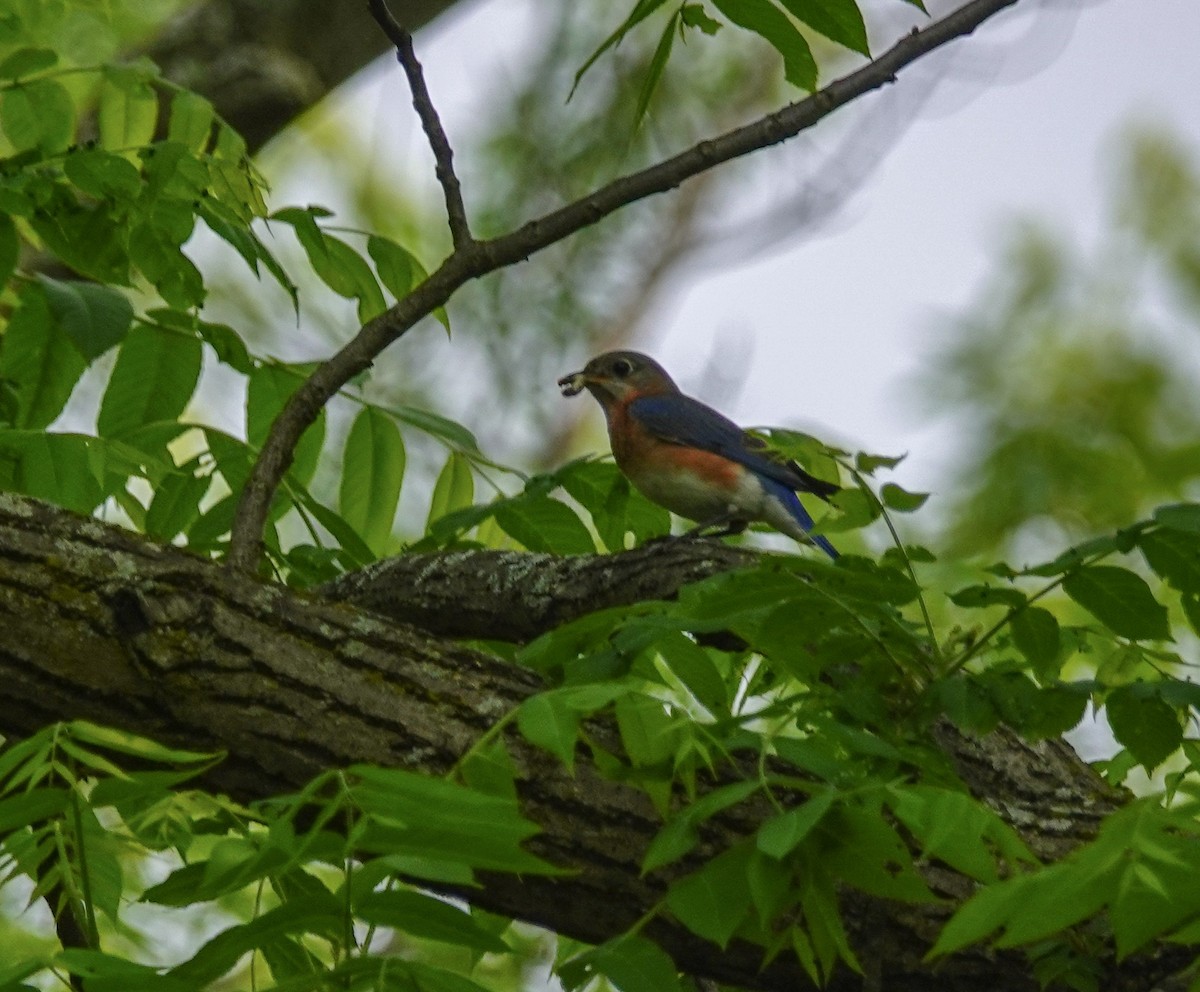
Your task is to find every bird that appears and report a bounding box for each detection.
[558,351,839,558]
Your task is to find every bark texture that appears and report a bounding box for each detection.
[0,493,1186,990]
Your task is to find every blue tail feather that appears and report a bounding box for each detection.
[774,483,839,560]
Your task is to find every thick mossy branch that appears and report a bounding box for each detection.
[0,493,1184,991]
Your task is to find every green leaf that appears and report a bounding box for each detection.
[948,584,1026,609]
[822,486,879,531]
[354,890,509,953]
[427,452,475,529]
[273,207,386,322]
[615,694,679,767]
[340,407,405,554]
[710,0,817,90]
[681,4,722,33]
[197,198,298,309]
[643,780,761,873]
[1025,533,1122,577]
[822,803,936,902]
[1139,529,1200,594]
[0,432,105,513]
[1183,594,1200,638]
[97,326,203,440]
[348,766,554,874]
[776,0,869,55]
[888,784,1034,884]
[367,235,421,300]
[0,212,17,289]
[1106,685,1182,771]
[98,69,158,150]
[0,47,58,80]
[517,693,581,770]
[560,935,684,992]
[169,894,343,984]
[494,495,596,554]
[665,843,754,948]
[1,79,74,152]
[1022,682,1090,740]
[38,277,133,361]
[1062,566,1170,641]
[1154,503,1200,533]
[0,284,87,428]
[929,876,1032,957]
[392,404,481,453]
[757,789,835,859]
[572,0,670,96]
[634,10,678,128]
[246,363,326,489]
[0,787,68,832]
[854,451,905,473]
[167,90,215,152]
[1010,606,1061,674]
[63,147,142,199]
[655,631,728,715]
[880,482,929,512]
[146,464,210,541]
[67,721,216,765]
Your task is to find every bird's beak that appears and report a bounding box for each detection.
[557,370,589,397]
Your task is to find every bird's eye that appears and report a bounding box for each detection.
[612,358,633,378]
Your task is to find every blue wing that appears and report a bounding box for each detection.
[628,394,837,499]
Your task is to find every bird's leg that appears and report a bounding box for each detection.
[681,512,748,540]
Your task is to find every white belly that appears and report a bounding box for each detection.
[632,465,770,525]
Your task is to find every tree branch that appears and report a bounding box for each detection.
[368,0,472,248]
[318,539,756,641]
[0,493,1188,991]
[226,0,1024,573]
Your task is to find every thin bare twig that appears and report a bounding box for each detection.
[227,0,1023,574]
[368,0,472,248]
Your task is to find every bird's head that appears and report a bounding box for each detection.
[558,351,678,408]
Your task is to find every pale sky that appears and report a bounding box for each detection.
[402,0,1200,496]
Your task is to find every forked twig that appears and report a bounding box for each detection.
[227,0,1023,573]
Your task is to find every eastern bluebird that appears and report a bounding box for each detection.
[558,351,839,558]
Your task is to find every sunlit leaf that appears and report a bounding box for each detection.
[427,452,475,529]
[98,69,158,151]
[1,79,74,152]
[98,326,202,440]
[340,407,405,554]
[494,495,596,554]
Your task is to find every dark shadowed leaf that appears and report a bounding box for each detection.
[1139,529,1200,594]
[39,277,133,361]
[777,0,869,54]
[1063,566,1170,641]
[710,0,817,90]
[1010,606,1061,674]
[1106,685,1182,771]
